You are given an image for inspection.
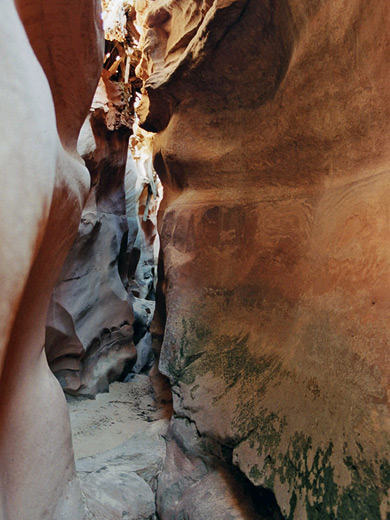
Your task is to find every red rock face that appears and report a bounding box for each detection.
[137,0,390,518]
[0,1,103,519]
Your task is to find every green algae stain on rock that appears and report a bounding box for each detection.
[332,455,386,520]
[244,429,390,520]
[288,490,298,520]
[280,435,339,518]
[165,317,212,385]
[164,315,390,519]
[170,316,282,395]
[249,464,263,482]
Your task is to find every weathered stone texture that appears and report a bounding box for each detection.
[46,77,161,396]
[137,0,390,518]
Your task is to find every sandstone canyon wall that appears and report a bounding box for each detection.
[45,77,161,397]
[45,75,136,396]
[136,1,390,518]
[0,1,103,519]
[45,3,162,398]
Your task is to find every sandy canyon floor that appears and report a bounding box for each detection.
[67,374,170,519]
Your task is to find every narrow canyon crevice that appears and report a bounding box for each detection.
[1,1,390,520]
[44,4,161,397]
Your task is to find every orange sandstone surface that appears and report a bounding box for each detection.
[136,1,390,518]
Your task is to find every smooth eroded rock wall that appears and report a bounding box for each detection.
[46,76,161,396]
[0,1,103,518]
[137,1,390,518]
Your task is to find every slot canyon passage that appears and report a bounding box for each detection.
[1,0,390,519]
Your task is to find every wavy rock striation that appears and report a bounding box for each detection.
[46,75,161,396]
[136,0,390,518]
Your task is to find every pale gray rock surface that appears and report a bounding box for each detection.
[82,468,155,520]
[76,420,168,489]
[68,375,169,520]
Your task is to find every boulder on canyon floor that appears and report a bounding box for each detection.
[68,374,169,520]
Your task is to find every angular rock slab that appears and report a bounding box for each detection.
[82,466,155,520]
[76,418,168,490]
